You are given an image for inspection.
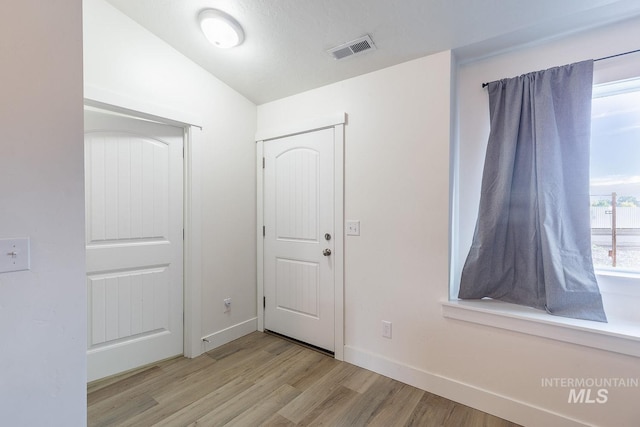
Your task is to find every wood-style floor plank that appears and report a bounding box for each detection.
[367,382,425,426]
[88,354,216,423]
[298,385,360,426]
[90,393,158,427]
[329,375,399,426]
[153,377,253,427]
[88,331,521,427]
[224,384,301,427]
[261,412,297,427]
[278,363,361,423]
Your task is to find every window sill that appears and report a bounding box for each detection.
[442,299,640,358]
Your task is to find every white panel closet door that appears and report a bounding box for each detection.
[84,110,183,381]
[263,128,335,352]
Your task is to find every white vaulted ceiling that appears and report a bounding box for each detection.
[106,0,640,104]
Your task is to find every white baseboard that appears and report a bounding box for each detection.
[343,345,592,427]
[200,318,258,353]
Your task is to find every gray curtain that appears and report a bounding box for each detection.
[459,60,607,322]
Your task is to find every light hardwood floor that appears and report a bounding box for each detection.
[88,332,520,426]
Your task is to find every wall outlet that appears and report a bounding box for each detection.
[382,320,392,338]
[224,298,232,312]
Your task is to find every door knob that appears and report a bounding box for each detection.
[323,248,332,256]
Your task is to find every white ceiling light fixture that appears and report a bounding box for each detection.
[198,9,244,49]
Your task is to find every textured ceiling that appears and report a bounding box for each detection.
[106,0,640,104]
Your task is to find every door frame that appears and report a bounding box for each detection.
[84,87,204,360]
[256,112,346,361]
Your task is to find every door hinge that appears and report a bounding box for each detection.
[262,157,265,169]
[263,296,266,308]
[183,229,185,240]
[263,226,265,237]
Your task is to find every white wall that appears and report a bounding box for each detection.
[259,21,640,424]
[0,1,86,425]
[257,49,454,403]
[83,0,257,355]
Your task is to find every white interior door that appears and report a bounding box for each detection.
[263,128,335,352]
[84,109,184,382]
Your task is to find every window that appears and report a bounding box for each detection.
[590,78,640,273]
[447,67,640,358]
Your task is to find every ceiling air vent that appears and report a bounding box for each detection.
[327,35,376,60]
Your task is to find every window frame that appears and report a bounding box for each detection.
[590,77,640,275]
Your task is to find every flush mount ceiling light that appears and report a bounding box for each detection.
[198,9,244,48]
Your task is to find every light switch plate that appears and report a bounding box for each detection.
[346,220,360,236]
[0,238,30,273]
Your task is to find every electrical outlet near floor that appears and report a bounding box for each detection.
[382,320,392,338]
[224,298,232,312]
